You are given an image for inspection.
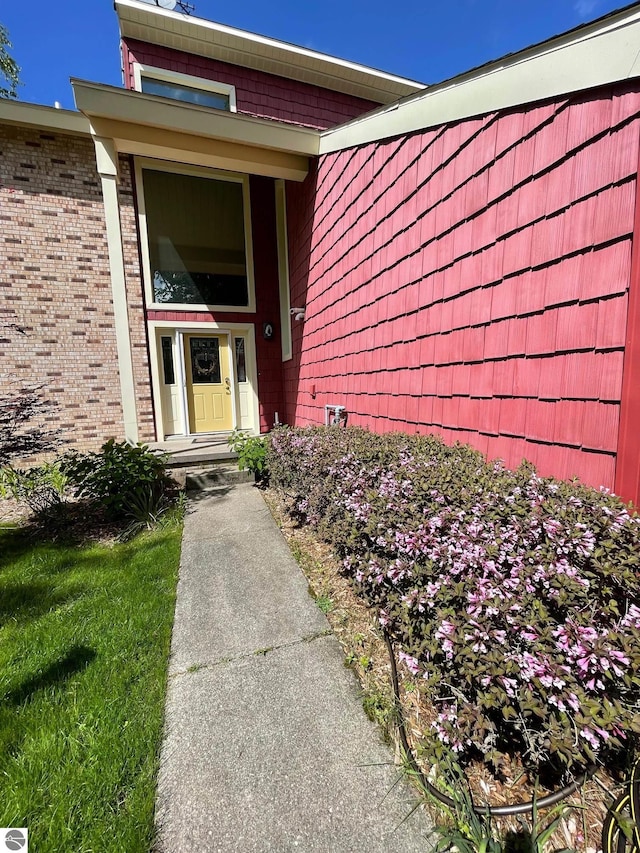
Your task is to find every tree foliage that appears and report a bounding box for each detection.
[0,23,19,99]
[0,324,61,465]
[0,380,62,466]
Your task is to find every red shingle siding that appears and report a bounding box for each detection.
[285,83,640,499]
[122,39,381,130]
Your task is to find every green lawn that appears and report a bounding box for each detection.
[0,523,181,853]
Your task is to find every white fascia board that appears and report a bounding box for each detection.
[115,0,425,103]
[320,5,640,153]
[0,100,91,136]
[72,79,320,156]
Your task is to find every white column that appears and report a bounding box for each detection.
[93,136,139,443]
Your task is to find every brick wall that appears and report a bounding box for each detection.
[122,39,381,130]
[0,124,125,456]
[284,83,640,498]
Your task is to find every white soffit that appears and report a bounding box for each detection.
[115,0,425,105]
[320,3,640,153]
[0,100,90,136]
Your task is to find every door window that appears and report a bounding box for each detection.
[189,337,221,385]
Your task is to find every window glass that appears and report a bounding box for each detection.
[189,337,221,384]
[235,338,247,382]
[141,77,230,110]
[143,169,249,307]
[161,336,175,384]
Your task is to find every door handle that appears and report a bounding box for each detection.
[224,377,231,394]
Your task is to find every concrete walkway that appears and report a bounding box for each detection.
[154,482,434,852]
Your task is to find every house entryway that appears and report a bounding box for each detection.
[149,323,260,440]
[147,435,252,489]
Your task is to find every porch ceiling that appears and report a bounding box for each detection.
[72,79,316,181]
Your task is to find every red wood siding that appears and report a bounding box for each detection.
[285,83,640,502]
[122,39,380,130]
[146,175,284,433]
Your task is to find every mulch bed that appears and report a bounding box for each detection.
[0,497,129,545]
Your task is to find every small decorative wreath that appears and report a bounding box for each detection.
[194,353,218,377]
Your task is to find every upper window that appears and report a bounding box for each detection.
[132,64,237,113]
[139,164,254,311]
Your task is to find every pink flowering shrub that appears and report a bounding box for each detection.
[267,426,640,775]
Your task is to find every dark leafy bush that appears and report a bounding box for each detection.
[267,426,640,776]
[63,439,174,522]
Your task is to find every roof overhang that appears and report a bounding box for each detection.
[320,1,640,153]
[115,0,425,105]
[0,100,90,137]
[72,79,318,181]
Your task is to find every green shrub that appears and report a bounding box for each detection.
[0,461,68,520]
[228,429,268,479]
[63,439,174,522]
[268,426,640,777]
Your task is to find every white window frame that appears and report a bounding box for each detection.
[135,157,256,314]
[132,62,237,112]
[275,179,292,362]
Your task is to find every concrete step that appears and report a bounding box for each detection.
[150,437,237,470]
[177,464,254,491]
[164,449,237,468]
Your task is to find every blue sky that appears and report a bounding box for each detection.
[1,0,631,110]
